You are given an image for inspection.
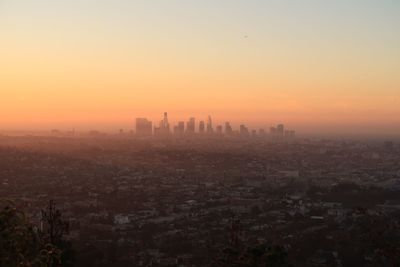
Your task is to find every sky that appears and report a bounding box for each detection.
[1,0,400,135]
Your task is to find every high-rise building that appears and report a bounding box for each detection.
[206,115,213,134]
[136,118,153,137]
[154,112,170,137]
[186,117,196,134]
[174,121,185,136]
[240,124,249,137]
[225,122,233,136]
[162,112,170,131]
[216,125,223,135]
[270,124,295,139]
[199,121,205,134]
[277,124,284,137]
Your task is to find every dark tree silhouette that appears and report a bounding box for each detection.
[41,200,69,246]
[41,200,75,267]
[0,201,62,267]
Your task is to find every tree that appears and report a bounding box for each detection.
[0,200,75,267]
[41,200,69,246]
[0,202,62,267]
[41,200,75,267]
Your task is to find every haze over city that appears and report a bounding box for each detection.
[1,0,400,136]
[2,1,400,267]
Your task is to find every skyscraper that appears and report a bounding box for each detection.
[225,122,233,136]
[186,117,196,134]
[206,115,213,134]
[154,112,170,137]
[216,125,223,135]
[136,118,153,137]
[174,121,185,136]
[277,124,284,137]
[162,112,170,131]
[240,124,249,137]
[199,121,205,134]
[270,124,295,140]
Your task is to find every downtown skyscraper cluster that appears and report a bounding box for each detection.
[136,113,295,139]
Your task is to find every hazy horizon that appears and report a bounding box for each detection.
[1,0,400,136]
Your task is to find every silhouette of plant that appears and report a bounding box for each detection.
[0,200,74,267]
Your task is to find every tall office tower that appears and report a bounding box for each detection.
[162,112,170,131]
[186,117,196,134]
[154,112,170,137]
[277,124,284,137]
[259,129,266,137]
[225,122,233,135]
[240,124,249,137]
[199,121,205,134]
[216,125,223,135]
[174,121,185,136]
[178,121,185,134]
[206,115,213,134]
[136,118,153,137]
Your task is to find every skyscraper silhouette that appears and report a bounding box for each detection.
[136,118,153,137]
[199,121,205,134]
[225,122,233,136]
[154,112,170,137]
[207,115,213,134]
[186,117,196,135]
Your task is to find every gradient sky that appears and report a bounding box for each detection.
[1,0,400,135]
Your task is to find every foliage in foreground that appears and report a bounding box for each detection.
[0,201,73,267]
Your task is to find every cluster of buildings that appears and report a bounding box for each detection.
[136,112,296,139]
[1,136,399,266]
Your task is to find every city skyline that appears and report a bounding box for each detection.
[2,110,399,138]
[1,112,399,138]
[135,112,295,138]
[2,2,400,266]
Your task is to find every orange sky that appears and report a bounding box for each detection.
[1,1,400,135]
